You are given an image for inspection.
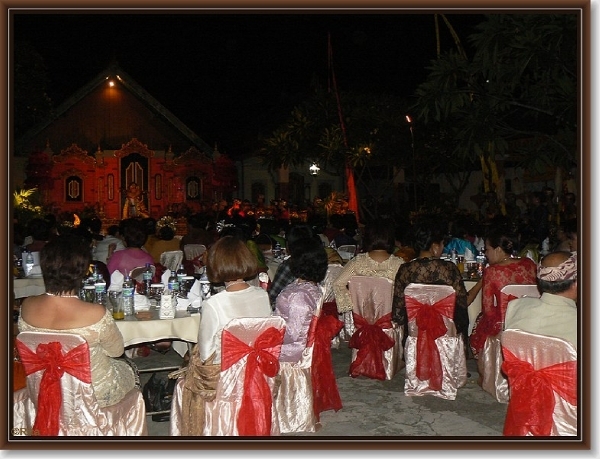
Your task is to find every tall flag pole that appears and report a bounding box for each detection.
[328,33,359,219]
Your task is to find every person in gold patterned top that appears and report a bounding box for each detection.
[333,218,404,314]
[18,234,138,407]
[122,182,149,219]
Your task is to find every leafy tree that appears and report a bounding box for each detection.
[260,87,413,220]
[411,14,578,210]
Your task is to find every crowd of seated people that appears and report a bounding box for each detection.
[13,187,579,436]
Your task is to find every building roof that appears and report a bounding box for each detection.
[14,62,214,158]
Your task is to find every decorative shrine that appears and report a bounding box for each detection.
[17,64,239,228]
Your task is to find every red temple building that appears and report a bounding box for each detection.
[14,63,238,227]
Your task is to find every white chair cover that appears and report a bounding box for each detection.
[499,284,540,322]
[501,329,577,436]
[481,285,541,403]
[337,245,357,262]
[160,250,184,272]
[481,333,509,403]
[404,283,467,400]
[13,331,147,436]
[183,244,207,260]
[274,291,324,434]
[171,317,285,436]
[347,276,403,380]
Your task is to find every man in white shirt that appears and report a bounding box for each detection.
[504,251,577,349]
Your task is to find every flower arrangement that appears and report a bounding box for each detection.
[156,216,177,233]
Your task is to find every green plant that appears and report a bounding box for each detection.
[13,187,44,226]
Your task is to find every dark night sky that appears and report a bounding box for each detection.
[13,11,485,158]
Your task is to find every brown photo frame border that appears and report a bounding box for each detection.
[2,0,592,452]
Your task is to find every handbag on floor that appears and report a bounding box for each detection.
[142,372,176,422]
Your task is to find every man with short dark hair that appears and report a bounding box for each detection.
[504,251,577,349]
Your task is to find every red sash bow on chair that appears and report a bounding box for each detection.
[311,314,344,420]
[501,348,577,436]
[406,294,454,391]
[321,301,338,318]
[220,326,284,436]
[15,340,92,436]
[349,312,395,380]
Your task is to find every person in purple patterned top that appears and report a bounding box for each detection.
[275,237,328,363]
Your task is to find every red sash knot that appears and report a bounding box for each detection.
[220,326,284,436]
[16,340,92,436]
[311,314,344,420]
[406,294,454,391]
[501,348,577,436]
[349,312,395,380]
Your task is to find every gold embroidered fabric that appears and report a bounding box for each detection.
[171,346,220,436]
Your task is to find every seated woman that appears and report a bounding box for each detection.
[18,234,138,408]
[334,218,404,316]
[468,227,537,378]
[392,222,469,350]
[275,237,328,363]
[146,219,181,264]
[198,236,272,364]
[107,218,154,276]
[219,218,268,277]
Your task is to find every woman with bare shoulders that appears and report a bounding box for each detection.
[18,235,138,407]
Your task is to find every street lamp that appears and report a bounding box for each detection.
[406,115,417,210]
[309,163,320,176]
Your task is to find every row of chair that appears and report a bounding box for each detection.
[344,277,467,400]
[12,274,576,436]
[341,276,578,436]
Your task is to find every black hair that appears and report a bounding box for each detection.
[412,222,446,253]
[289,238,328,283]
[362,218,396,253]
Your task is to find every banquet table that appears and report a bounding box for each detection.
[13,277,45,299]
[115,309,201,358]
[465,280,482,336]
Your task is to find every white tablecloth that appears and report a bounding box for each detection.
[465,280,482,336]
[115,309,201,357]
[13,277,46,299]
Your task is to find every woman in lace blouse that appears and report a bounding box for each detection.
[392,223,469,349]
[18,235,137,408]
[333,218,404,315]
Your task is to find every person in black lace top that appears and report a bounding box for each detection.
[392,223,469,349]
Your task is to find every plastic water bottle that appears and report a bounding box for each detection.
[476,249,486,277]
[199,271,211,301]
[25,251,34,276]
[94,275,107,305]
[176,264,186,284]
[273,241,282,260]
[168,270,180,294]
[122,274,134,317]
[450,248,457,265]
[142,262,153,295]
